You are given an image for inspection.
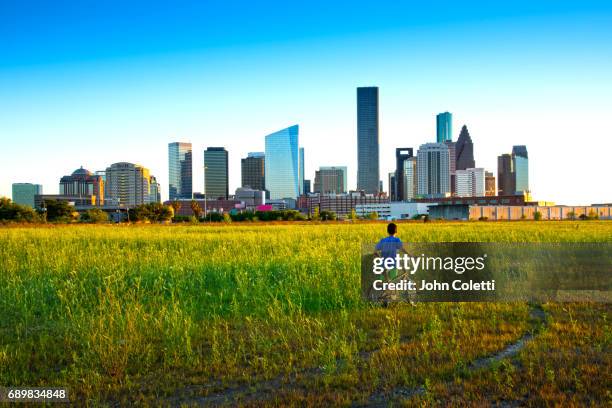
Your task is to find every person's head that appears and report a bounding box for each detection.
[387,222,397,236]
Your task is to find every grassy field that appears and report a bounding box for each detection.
[0,221,610,406]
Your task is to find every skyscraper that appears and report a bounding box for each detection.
[12,183,42,207]
[417,143,451,197]
[265,125,300,200]
[455,125,475,170]
[395,148,413,201]
[313,166,347,194]
[149,176,161,203]
[436,112,452,143]
[241,152,265,191]
[204,147,229,199]
[455,168,485,197]
[512,145,529,195]
[105,162,154,207]
[485,171,496,196]
[388,172,396,201]
[402,156,418,200]
[299,147,305,196]
[168,142,192,200]
[444,140,456,194]
[357,87,379,194]
[59,166,105,206]
[497,153,514,196]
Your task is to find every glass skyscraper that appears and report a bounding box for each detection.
[204,147,229,199]
[12,183,43,207]
[265,125,299,200]
[512,145,529,194]
[299,147,305,196]
[241,152,265,191]
[357,87,379,194]
[168,142,192,200]
[436,112,452,143]
[497,153,514,196]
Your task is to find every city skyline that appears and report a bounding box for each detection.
[1,2,611,205]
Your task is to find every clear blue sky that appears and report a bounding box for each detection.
[1,1,611,204]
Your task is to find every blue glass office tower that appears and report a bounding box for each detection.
[436,112,452,143]
[265,125,299,200]
[512,145,529,194]
[299,147,305,196]
[168,142,193,200]
[357,87,380,194]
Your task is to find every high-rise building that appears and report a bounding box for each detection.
[402,157,418,200]
[204,147,229,199]
[395,148,413,201]
[265,125,300,200]
[299,147,305,196]
[497,154,514,196]
[313,166,347,194]
[417,143,451,197]
[512,145,529,195]
[388,172,396,201]
[485,171,496,196]
[444,141,456,194]
[455,168,485,197]
[59,167,105,206]
[436,112,452,143]
[149,176,161,203]
[168,142,193,200]
[12,183,42,208]
[303,180,311,195]
[455,125,475,171]
[357,87,379,194]
[241,152,265,191]
[105,162,154,207]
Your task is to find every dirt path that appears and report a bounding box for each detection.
[164,304,548,407]
[362,304,547,407]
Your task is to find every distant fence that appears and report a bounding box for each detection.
[469,206,611,220]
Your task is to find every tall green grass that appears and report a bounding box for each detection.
[0,222,610,404]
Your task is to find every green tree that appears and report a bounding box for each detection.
[347,208,357,220]
[312,207,320,221]
[223,213,232,223]
[0,197,40,222]
[44,199,77,222]
[190,200,202,218]
[170,200,182,218]
[80,208,109,223]
[586,210,599,220]
[533,211,542,221]
[320,210,337,221]
[129,203,173,222]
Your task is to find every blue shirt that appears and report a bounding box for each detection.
[375,236,403,261]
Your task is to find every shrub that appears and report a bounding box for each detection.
[43,199,78,222]
[533,211,542,221]
[586,210,599,220]
[129,203,173,222]
[80,208,109,223]
[0,198,41,222]
[320,210,337,221]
